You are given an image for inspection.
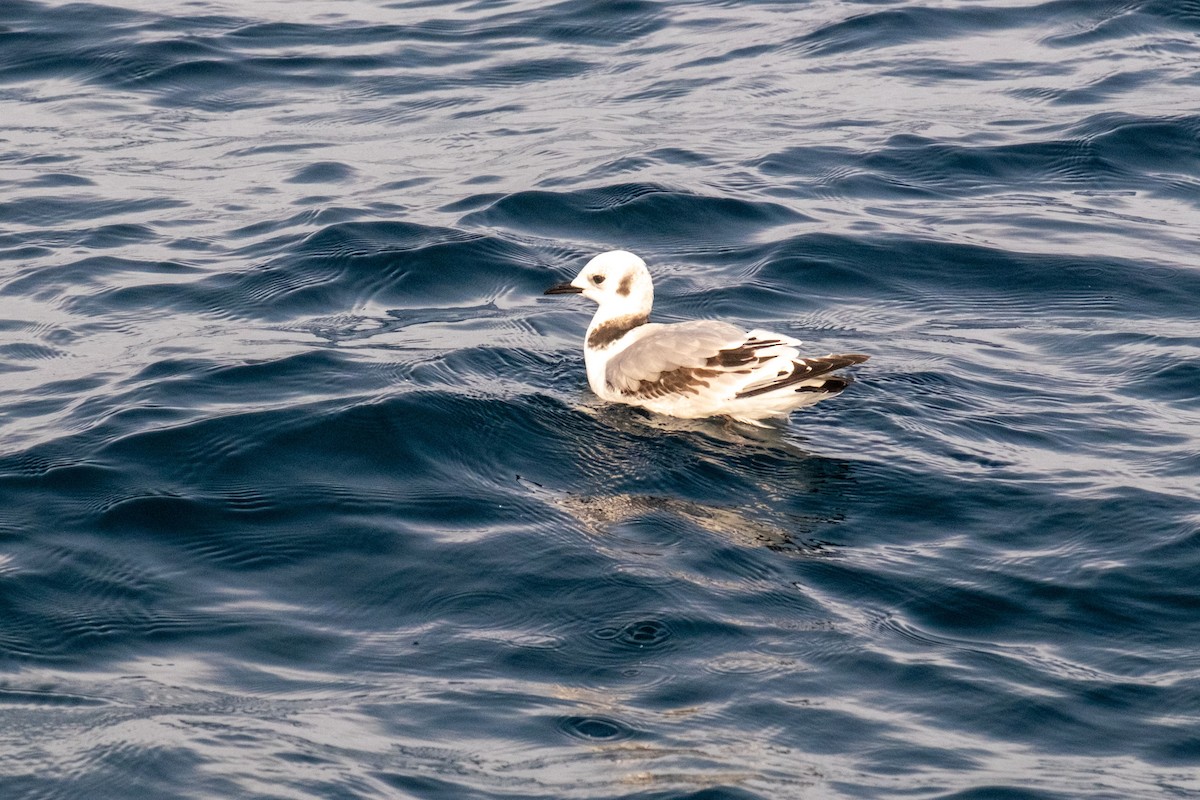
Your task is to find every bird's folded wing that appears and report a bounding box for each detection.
[736,353,870,398]
[606,320,772,396]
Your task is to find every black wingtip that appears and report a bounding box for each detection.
[735,353,868,399]
[795,376,852,394]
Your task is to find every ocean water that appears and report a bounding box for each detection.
[1,0,1199,797]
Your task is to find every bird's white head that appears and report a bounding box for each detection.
[544,250,654,319]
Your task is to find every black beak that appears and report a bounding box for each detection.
[544,282,583,295]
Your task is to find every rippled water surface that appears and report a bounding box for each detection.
[2,0,1199,797]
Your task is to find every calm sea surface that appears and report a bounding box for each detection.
[1,1,1199,797]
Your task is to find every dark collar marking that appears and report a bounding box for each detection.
[587,313,648,349]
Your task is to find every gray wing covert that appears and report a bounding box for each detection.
[605,320,746,396]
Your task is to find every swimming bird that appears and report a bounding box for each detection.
[544,250,869,424]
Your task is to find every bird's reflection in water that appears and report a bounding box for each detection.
[523,404,856,556]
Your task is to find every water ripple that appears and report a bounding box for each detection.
[1,0,1198,797]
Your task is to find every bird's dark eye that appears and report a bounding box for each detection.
[592,275,605,284]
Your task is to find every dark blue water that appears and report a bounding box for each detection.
[2,0,1199,797]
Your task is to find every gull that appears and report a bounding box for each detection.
[544,250,869,424]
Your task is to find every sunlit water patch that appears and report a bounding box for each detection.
[1,0,1199,798]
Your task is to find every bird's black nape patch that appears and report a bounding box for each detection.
[587,313,649,349]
